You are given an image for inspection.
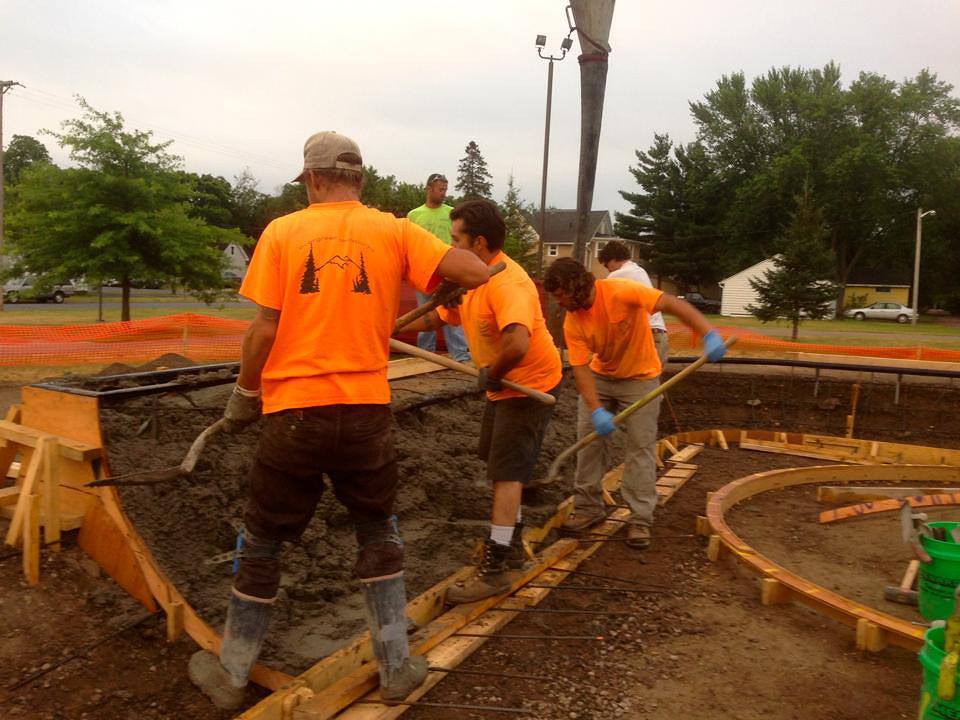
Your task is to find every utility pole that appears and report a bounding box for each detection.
[0,80,25,312]
[912,207,936,326]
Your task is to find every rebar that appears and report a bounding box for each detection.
[454,632,604,640]
[525,583,666,594]
[355,699,530,714]
[429,666,554,681]
[487,606,642,616]
[547,566,670,589]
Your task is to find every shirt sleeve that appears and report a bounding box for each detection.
[620,282,663,314]
[563,314,592,366]
[435,306,462,327]
[488,278,538,333]
[239,222,283,310]
[401,219,450,294]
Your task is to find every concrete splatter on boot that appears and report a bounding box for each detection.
[189,590,273,711]
[362,575,427,702]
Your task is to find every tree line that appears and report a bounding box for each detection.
[2,100,540,320]
[615,64,960,315]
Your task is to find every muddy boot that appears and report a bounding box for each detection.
[362,575,427,702]
[446,539,516,605]
[626,524,651,549]
[189,591,273,710]
[561,508,607,533]
[506,521,528,569]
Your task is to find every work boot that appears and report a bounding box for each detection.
[189,590,273,710]
[506,521,528,570]
[561,508,607,533]
[362,575,428,701]
[446,539,516,605]
[626,525,651,550]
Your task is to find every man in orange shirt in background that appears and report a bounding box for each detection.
[543,258,726,549]
[188,131,489,710]
[403,200,563,604]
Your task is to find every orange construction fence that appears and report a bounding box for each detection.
[0,313,959,368]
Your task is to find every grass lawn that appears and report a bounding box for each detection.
[712,314,960,337]
[0,303,256,325]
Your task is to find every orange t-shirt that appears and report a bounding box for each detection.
[564,278,664,380]
[437,252,562,401]
[240,201,450,413]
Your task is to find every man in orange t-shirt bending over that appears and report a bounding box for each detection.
[187,132,489,711]
[543,258,726,549]
[403,200,563,604]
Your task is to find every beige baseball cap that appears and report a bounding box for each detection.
[293,131,363,183]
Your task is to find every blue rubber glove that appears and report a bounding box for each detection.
[591,407,617,436]
[703,330,726,363]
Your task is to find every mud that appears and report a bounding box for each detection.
[99,366,960,677]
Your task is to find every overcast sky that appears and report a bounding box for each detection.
[4,1,959,218]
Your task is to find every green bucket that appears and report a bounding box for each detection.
[919,522,960,621]
[918,626,960,719]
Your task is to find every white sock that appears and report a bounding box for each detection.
[490,524,514,546]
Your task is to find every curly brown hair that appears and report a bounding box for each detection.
[543,257,595,309]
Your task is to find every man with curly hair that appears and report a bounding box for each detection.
[543,257,726,548]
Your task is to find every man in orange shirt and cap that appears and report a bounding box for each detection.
[543,258,726,549]
[188,131,489,710]
[403,200,563,604]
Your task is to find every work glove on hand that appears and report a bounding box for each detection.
[432,279,465,309]
[703,330,726,363]
[591,407,617,436]
[223,384,262,433]
[477,367,504,393]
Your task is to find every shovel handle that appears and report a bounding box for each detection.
[389,338,556,406]
[180,417,229,474]
[545,336,738,483]
[393,261,507,334]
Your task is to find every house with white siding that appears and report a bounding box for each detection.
[719,257,779,316]
[223,243,250,282]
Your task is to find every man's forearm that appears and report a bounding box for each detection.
[400,310,446,335]
[572,364,602,412]
[237,313,279,390]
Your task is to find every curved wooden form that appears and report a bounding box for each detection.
[819,492,960,524]
[703,455,960,652]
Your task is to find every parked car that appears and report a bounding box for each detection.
[844,301,914,323]
[678,291,721,314]
[2,275,79,304]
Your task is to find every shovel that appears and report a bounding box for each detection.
[389,338,556,405]
[542,336,738,484]
[87,417,228,488]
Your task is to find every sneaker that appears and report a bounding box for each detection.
[188,650,245,711]
[380,656,429,702]
[446,540,516,604]
[561,509,608,533]
[626,525,651,549]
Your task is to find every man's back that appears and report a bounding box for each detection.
[240,201,449,412]
[607,260,666,331]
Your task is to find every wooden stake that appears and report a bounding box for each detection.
[846,382,861,439]
[855,618,888,652]
[166,600,185,643]
[5,437,46,547]
[761,578,791,606]
[23,493,40,585]
[41,438,61,551]
[707,534,723,562]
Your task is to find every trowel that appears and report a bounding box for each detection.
[86,417,228,487]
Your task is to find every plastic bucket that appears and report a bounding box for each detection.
[918,626,960,719]
[919,522,960,621]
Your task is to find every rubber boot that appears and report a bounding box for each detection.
[188,591,273,711]
[506,520,527,569]
[362,576,428,702]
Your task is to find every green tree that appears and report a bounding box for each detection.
[7,97,239,320]
[182,172,236,229]
[230,168,270,239]
[500,174,538,274]
[746,191,839,340]
[3,135,52,185]
[360,166,423,216]
[456,141,493,199]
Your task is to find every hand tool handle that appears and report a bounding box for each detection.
[393,261,506,334]
[180,417,228,473]
[388,338,556,406]
[546,336,738,482]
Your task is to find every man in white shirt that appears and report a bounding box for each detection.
[598,241,669,365]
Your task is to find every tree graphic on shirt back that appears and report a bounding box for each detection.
[352,252,371,294]
[299,243,320,294]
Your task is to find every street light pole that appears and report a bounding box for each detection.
[912,207,936,326]
[535,33,571,277]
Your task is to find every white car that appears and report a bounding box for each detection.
[844,301,914,323]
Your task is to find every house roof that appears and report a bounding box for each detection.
[719,256,780,285]
[846,267,911,286]
[529,210,612,244]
